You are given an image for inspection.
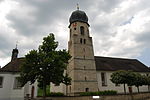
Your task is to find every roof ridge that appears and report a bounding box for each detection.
[94,56,137,61]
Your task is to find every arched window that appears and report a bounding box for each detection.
[84,66,86,69]
[80,26,84,35]
[85,77,87,81]
[80,38,82,44]
[84,39,86,44]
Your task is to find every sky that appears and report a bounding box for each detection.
[0,0,150,67]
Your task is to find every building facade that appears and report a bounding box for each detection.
[0,48,38,100]
[0,8,150,98]
[51,9,150,95]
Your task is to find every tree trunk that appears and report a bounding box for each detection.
[66,85,68,96]
[124,84,126,94]
[43,80,46,99]
[137,86,140,93]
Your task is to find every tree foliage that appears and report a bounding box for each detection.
[110,70,132,94]
[110,70,150,93]
[19,33,71,97]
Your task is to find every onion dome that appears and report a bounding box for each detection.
[69,10,89,27]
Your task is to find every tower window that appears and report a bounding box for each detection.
[80,26,84,35]
[84,66,86,69]
[74,28,76,30]
[85,77,87,81]
[80,38,82,44]
[84,39,86,44]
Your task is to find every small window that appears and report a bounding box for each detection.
[85,88,89,92]
[0,76,3,88]
[85,77,87,81]
[14,77,22,89]
[84,66,86,69]
[74,28,76,30]
[80,38,82,44]
[80,26,84,35]
[101,72,107,86]
[84,39,86,44]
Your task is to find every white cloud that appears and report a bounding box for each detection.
[0,0,150,67]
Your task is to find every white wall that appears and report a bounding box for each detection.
[0,73,38,100]
[97,71,149,93]
[0,73,12,100]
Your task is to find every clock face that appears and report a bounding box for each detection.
[73,22,77,27]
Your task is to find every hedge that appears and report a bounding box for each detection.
[80,90,117,96]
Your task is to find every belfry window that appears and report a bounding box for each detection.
[80,38,82,44]
[85,76,87,81]
[84,39,86,44]
[80,26,84,35]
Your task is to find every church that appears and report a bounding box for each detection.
[51,8,150,95]
[0,8,150,99]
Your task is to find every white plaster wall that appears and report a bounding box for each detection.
[10,74,24,99]
[97,71,149,93]
[0,73,12,100]
[0,73,38,100]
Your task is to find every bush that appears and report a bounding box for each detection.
[80,90,117,96]
[47,92,64,97]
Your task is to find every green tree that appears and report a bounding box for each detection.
[62,73,71,95]
[19,33,71,98]
[142,75,150,92]
[110,70,135,94]
[130,73,144,93]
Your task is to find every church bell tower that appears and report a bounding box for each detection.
[67,8,98,95]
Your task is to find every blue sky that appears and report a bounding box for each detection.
[138,48,150,67]
[0,0,150,67]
